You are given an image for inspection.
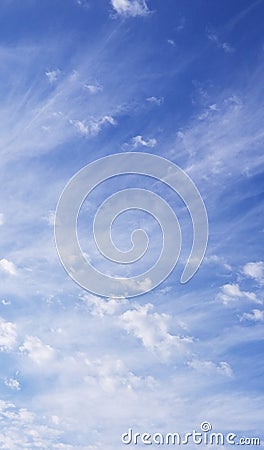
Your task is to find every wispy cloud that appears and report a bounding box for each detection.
[174,90,264,180]
[176,17,185,32]
[207,30,234,53]
[146,96,164,105]
[0,1,263,447]
[167,39,176,47]
[188,359,233,378]
[76,0,90,8]
[45,69,61,83]
[84,83,103,94]
[70,115,117,136]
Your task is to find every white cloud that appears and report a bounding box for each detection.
[217,283,262,305]
[1,299,11,306]
[176,17,185,32]
[82,294,128,317]
[70,115,117,137]
[120,303,193,359]
[76,0,89,8]
[0,400,61,449]
[111,0,150,17]
[132,135,157,148]
[221,42,234,53]
[240,309,264,322]
[70,119,89,136]
[207,31,234,53]
[83,356,155,395]
[45,69,61,83]
[19,336,56,365]
[4,377,21,390]
[204,254,231,271]
[84,83,103,94]
[167,39,175,46]
[0,258,17,276]
[43,209,56,226]
[146,96,164,105]
[242,261,264,284]
[188,359,233,377]
[175,89,264,180]
[209,103,218,111]
[0,212,4,225]
[0,318,17,352]
[120,277,153,294]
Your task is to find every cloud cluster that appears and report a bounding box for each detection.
[70,115,116,137]
[217,283,261,305]
[111,0,150,17]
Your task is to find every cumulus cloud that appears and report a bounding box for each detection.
[0,318,17,352]
[19,336,56,365]
[132,135,157,148]
[240,309,264,322]
[0,258,17,276]
[217,283,262,305]
[242,261,264,284]
[120,303,193,359]
[111,0,150,17]
[0,212,4,225]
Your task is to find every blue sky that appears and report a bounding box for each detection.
[0,0,264,448]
